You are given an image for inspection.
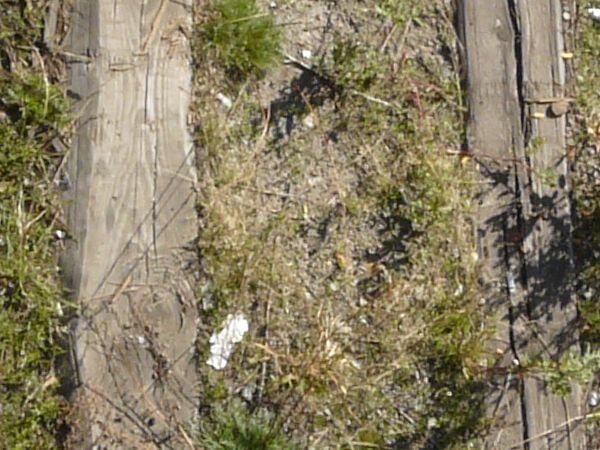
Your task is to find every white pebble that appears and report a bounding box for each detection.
[216,93,232,109]
[590,391,600,407]
[453,283,464,297]
[302,113,315,129]
[301,49,312,60]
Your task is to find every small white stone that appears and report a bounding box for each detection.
[427,417,438,429]
[54,230,66,240]
[453,283,464,297]
[216,93,233,109]
[241,384,255,401]
[269,1,277,8]
[589,391,600,407]
[506,272,516,294]
[562,11,571,21]
[301,49,312,60]
[137,335,147,346]
[303,113,315,129]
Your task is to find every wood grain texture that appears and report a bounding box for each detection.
[64,1,198,448]
[460,1,526,448]
[517,1,584,448]
[461,1,585,448]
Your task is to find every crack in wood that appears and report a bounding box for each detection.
[504,6,530,442]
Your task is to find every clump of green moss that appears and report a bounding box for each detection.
[0,4,71,449]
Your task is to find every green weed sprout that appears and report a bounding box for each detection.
[197,402,297,450]
[201,0,283,80]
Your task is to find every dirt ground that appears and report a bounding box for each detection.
[192,1,484,448]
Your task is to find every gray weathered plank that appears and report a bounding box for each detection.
[461,1,585,448]
[460,1,526,447]
[64,1,198,448]
[517,1,584,448]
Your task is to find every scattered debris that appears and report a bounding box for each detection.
[207,313,249,370]
[588,7,600,21]
[590,391,600,407]
[301,49,312,59]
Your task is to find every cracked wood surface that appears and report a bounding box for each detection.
[64,1,198,448]
[461,1,585,449]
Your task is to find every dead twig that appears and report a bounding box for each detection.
[141,0,169,53]
[349,89,395,108]
[509,411,600,449]
[379,23,398,53]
